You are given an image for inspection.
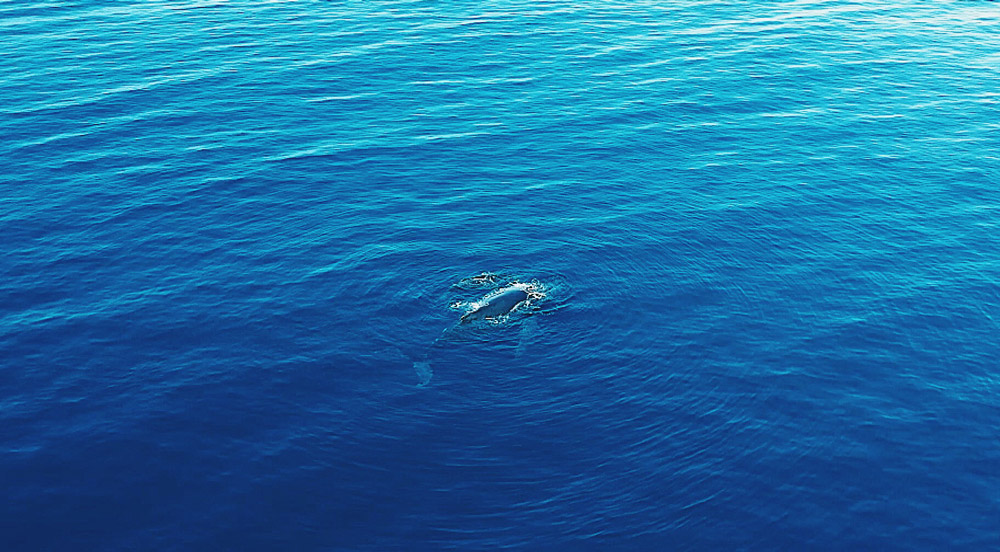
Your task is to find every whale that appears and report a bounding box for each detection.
[413,279,545,386]
[461,284,530,322]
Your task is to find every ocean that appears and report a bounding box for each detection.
[2,0,998,550]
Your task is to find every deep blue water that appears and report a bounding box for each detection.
[3,0,1000,549]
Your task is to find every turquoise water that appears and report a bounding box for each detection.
[2,1,999,550]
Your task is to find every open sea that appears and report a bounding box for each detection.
[2,0,999,550]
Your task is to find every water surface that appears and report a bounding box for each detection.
[2,0,999,550]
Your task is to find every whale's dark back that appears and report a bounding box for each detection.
[461,287,529,322]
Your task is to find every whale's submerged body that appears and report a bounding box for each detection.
[461,284,530,322]
[414,278,547,386]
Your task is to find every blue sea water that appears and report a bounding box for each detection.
[2,0,999,549]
